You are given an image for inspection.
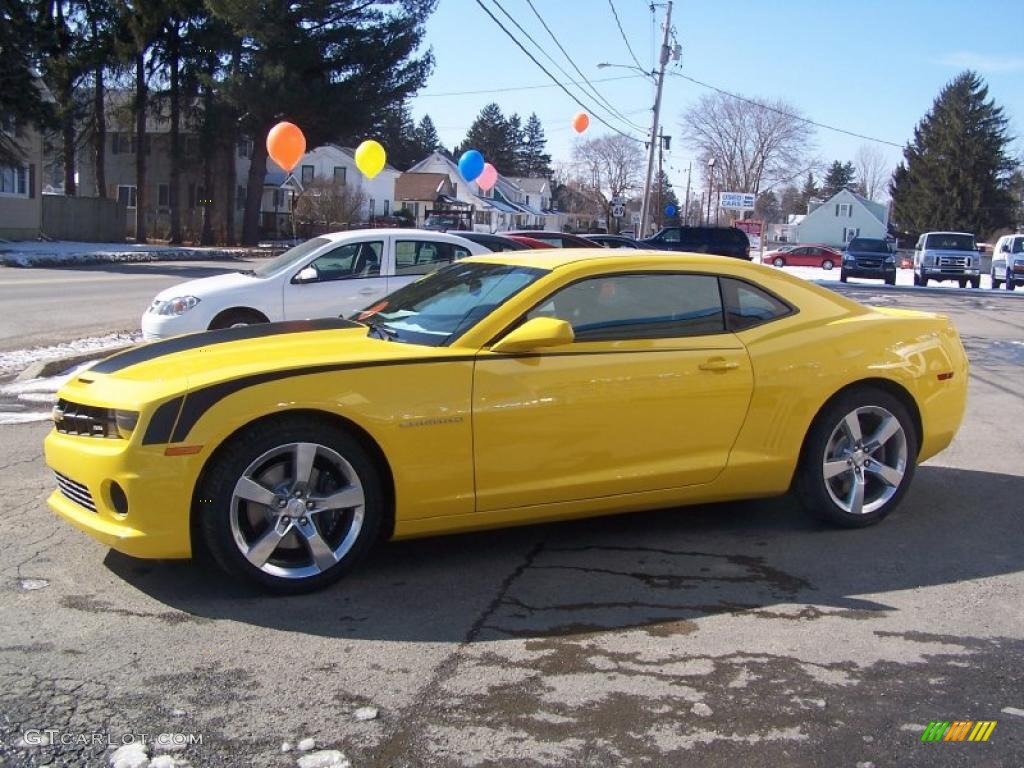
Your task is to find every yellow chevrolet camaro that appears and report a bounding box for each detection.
[45,251,968,592]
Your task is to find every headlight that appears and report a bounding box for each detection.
[885,255,895,264]
[152,296,200,316]
[923,253,935,266]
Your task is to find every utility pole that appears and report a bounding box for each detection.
[656,127,664,230]
[638,0,672,239]
[683,162,692,225]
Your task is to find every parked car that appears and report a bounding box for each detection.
[47,250,967,592]
[583,234,642,249]
[640,226,751,260]
[422,212,471,231]
[505,234,555,249]
[841,238,898,285]
[455,232,532,252]
[506,231,600,248]
[913,231,982,288]
[140,229,490,340]
[763,245,842,269]
[990,233,1024,291]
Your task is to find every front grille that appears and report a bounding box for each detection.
[54,472,97,512]
[858,259,882,269]
[938,255,966,268]
[53,399,116,438]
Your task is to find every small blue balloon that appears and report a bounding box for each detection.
[458,150,485,182]
[665,204,677,217]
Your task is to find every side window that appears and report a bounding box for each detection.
[452,245,472,260]
[720,278,792,331]
[658,228,681,243]
[304,241,382,282]
[395,240,456,276]
[526,273,725,341]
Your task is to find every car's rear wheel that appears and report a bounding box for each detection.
[209,308,267,330]
[1009,279,1017,292]
[797,388,917,528]
[198,417,382,593]
[839,272,847,283]
[885,275,896,286]
[991,271,1001,289]
[773,257,785,267]
[970,276,981,289]
[958,278,967,288]
[822,259,834,270]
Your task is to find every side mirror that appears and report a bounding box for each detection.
[293,265,319,284]
[491,317,574,354]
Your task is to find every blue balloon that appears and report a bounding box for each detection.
[458,150,485,182]
[665,204,677,217]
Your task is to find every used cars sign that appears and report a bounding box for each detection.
[719,191,756,211]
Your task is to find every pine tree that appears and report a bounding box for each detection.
[371,101,419,171]
[458,103,517,174]
[821,160,856,198]
[798,172,819,212]
[519,113,552,178]
[0,0,55,165]
[654,169,679,226]
[890,71,1017,238]
[778,184,802,220]
[413,114,442,157]
[755,190,782,224]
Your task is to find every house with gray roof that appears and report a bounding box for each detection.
[797,188,889,247]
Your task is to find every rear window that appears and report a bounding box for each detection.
[720,278,793,331]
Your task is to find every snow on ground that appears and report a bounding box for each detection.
[0,239,264,268]
[0,331,139,375]
[775,264,1016,293]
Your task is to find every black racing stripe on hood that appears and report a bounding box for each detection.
[91,318,363,375]
[142,396,184,445]
[168,356,477,443]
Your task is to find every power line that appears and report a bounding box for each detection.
[670,72,903,148]
[471,0,644,144]
[420,73,646,98]
[520,0,648,133]
[607,0,646,71]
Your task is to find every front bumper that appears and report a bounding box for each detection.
[44,429,201,559]
[141,310,205,342]
[921,268,980,280]
[842,263,896,279]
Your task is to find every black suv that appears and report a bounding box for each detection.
[841,238,897,285]
[640,226,751,260]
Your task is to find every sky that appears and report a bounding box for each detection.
[409,0,1024,197]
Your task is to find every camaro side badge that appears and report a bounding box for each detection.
[399,416,465,429]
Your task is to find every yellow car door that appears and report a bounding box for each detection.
[472,271,754,512]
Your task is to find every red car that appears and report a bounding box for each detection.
[763,245,842,270]
[505,234,555,249]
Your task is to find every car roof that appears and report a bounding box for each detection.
[317,228,467,243]
[467,248,756,271]
[923,231,974,237]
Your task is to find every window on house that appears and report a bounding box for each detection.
[301,165,315,184]
[836,203,852,217]
[333,166,346,185]
[112,133,136,155]
[0,166,28,196]
[402,202,420,217]
[273,189,283,209]
[383,200,390,216]
[474,210,490,225]
[368,198,375,217]
[843,227,860,243]
[157,183,170,209]
[117,185,137,209]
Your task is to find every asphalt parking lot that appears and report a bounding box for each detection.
[1,284,1022,767]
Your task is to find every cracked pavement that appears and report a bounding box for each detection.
[0,288,1022,767]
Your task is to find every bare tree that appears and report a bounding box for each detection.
[570,134,645,231]
[293,179,367,234]
[854,144,890,201]
[681,92,815,196]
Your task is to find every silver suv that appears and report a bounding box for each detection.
[991,234,1024,291]
[913,231,981,288]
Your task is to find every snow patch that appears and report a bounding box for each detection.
[353,706,378,721]
[18,578,49,591]
[0,332,139,375]
[0,239,255,268]
[690,702,713,718]
[296,750,351,768]
[109,742,149,768]
[297,737,316,751]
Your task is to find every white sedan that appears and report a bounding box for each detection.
[141,229,489,340]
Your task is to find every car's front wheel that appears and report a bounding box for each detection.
[773,257,785,267]
[822,259,834,270]
[797,388,917,528]
[991,271,1002,289]
[198,417,382,593]
[209,308,268,331]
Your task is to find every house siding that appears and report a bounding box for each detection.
[796,189,888,247]
[0,124,44,240]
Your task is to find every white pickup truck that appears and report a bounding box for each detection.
[913,231,982,288]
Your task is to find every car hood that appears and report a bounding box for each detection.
[152,270,263,302]
[846,249,890,256]
[55,319,455,411]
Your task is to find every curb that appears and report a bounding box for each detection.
[0,247,278,269]
[14,344,136,382]
[816,281,1024,299]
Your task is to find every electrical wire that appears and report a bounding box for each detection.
[520,0,648,133]
[419,73,647,98]
[670,71,903,148]
[607,0,646,72]
[472,0,645,144]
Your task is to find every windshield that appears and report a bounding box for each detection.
[925,233,975,251]
[848,238,890,252]
[353,262,546,346]
[252,237,330,277]
[1012,238,1024,254]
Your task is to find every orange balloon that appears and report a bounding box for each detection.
[266,121,306,172]
[572,112,590,134]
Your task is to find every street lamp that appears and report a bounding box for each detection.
[596,62,657,81]
[706,157,716,226]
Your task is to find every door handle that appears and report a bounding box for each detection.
[698,357,739,372]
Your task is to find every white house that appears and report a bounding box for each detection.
[406,152,551,232]
[797,189,889,247]
[290,144,399,220]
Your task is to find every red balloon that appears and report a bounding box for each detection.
[266,122,306,172]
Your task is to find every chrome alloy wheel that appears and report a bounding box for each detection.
[821,406,908,516]
[229,442,365,579]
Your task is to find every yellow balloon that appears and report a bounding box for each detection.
[355,140,387,179]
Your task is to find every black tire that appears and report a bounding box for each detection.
[796,387,918,529]
[839,272,848,283]
[885,275,896,286]
[773,257,785,267]
[197,416,383,594]
[822,259,834,271]
[209,308,268,331]
[919,274,929,287]
[970,277,980,289]
[1009,280,1017,292]
[991,272,1001,289]
[913,272,921,286]
[958,278,967,288]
